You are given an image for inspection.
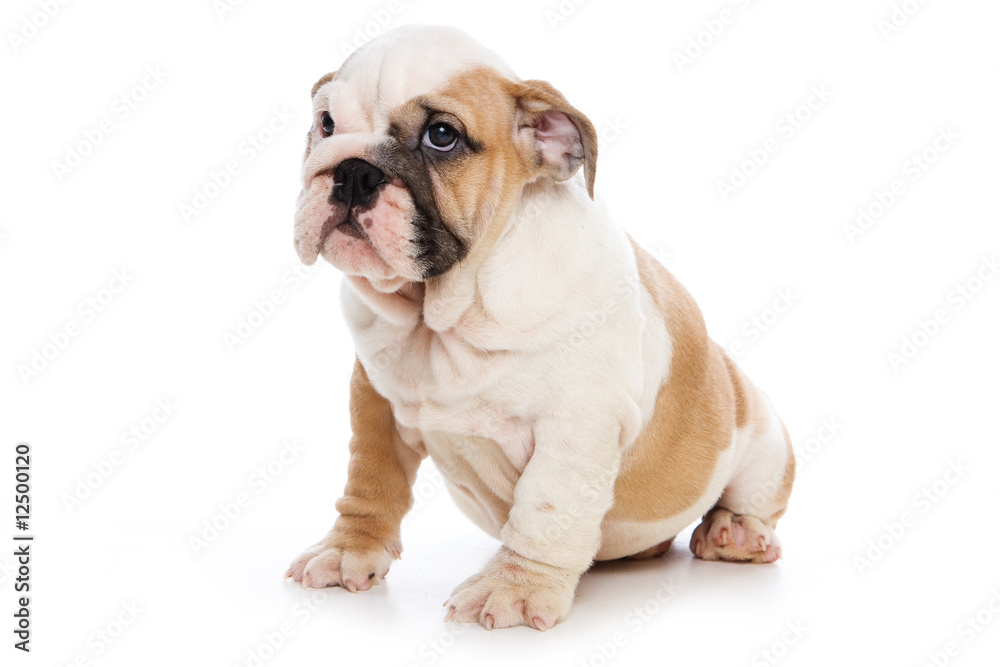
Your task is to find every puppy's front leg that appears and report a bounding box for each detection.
[446,416,622,630]
[286,359,423,592]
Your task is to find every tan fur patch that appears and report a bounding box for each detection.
[718,345,772,435]
[385,68,529,252]
[311,71,336,98]
[719,351,751,429]
[605,239,737,523]
[328,358,424,553]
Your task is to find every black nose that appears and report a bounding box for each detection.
[332,158,385,208]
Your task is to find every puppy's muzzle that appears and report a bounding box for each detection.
[332,158,386,210]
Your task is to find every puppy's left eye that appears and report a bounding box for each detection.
[422,123,459,151]
[320,111,335,137]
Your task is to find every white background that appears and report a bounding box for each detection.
[3,0,999,665]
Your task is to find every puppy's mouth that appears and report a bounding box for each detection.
[319,211,370,248]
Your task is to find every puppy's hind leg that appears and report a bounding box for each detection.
[690,401,795,564]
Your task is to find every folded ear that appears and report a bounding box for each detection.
[311,71,337,98]
[513,79,598,199]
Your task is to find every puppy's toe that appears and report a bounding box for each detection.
[445,573,490,624]
[284,543,323,581]
[707,508,734,546]
[444,549,574,630]
[480,589,528,630]
[624,537,675,560]
[301,548,344,589]
[447,574,569,631]
[340,549,394,592]
[286,542,395,591]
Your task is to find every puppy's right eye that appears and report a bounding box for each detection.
[320,111,335,137]
[423,123,459,151]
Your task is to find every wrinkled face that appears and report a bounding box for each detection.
[293,26,598,293]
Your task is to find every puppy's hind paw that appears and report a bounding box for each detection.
[690,508,782,564]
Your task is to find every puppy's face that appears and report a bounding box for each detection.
[293,26,597,293]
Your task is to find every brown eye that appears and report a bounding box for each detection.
[320,111,334,137]
[422,122,458,151]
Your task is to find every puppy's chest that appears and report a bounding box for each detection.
[359,321,537,470]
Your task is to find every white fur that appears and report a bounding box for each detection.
[717,397,792,520]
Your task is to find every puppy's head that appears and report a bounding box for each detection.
[293,25,597,293]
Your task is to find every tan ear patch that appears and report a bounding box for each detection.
[311,71,337,98]
[514,79,598,198]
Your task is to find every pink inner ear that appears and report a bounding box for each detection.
[534,110,584,175]
[535,109,577,139]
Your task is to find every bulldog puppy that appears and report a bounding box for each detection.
[285,25,794,631]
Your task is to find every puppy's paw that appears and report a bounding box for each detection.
[285,541,396,592]
[625,537,675,561]
[444,547,576,631]
[690,508,782,564]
